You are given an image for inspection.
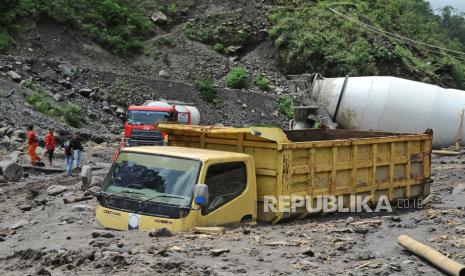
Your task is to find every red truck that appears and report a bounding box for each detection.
[122,100,200,147]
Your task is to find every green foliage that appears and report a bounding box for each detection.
[225,67,247,89]
[213,43,224,53]
[195,78,218,104]
[441,6,465,45]
[0,30,11,52]
[183,21,249,50]
[61,103,85,128]
[24,81,85,127]
[0,0,152,54]
[155,35,175,46]
[268,0,465,89]
[254,74,271,91]
[165,2,179,19]
[277,96,293,119]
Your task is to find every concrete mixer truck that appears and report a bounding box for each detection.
[122,100,200,147]
[289,74,465,149]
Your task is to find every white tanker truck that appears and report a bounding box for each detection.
[290,74,465,148]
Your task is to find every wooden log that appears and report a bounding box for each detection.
[398,235,465,276]
[349,219,382,227]
[0,160,24,182]
[432,150,460,156]
[193,227,225,234]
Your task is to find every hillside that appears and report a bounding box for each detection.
[0,0,465,142]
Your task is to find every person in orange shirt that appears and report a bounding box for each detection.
[45,128,56,167]
[27,125,41,166]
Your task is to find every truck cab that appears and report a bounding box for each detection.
[96,146,257,232]
[123,101,201,147]
[123,106,175,147]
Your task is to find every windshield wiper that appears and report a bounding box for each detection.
[127,184,145,189]
[139,194,184,205]
[105,189,145,200]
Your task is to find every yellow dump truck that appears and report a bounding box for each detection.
[95,124,432,232]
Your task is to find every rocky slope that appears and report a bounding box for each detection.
[0,0,291,150]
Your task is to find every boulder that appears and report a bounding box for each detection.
[71,204,93,212]
[91,176,104,187]
[11,129,26,140]
[149,228,173,237]
[275,87,285,94]
[158,69,170,78]
[92,230,115,239]
[63,193,81,204]
[0,160,23,182]
[46,185,69,196]
[53,93,63,102]
[226,45,242,54]
[210,248,230,256]
[151,11,168,25]
[102,106,113,114]
[116,107,126,116]
[7,71,22,82]
[79,88,92,97]
[17,200,36,211]
[57,64,75,78]
[84,186,101,196]
[9,220,29,230]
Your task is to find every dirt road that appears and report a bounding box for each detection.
[0,148,463,275]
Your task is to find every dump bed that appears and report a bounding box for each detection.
[158,124,432,223]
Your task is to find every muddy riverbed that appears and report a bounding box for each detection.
[0,147,463,276]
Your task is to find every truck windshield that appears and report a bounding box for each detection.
[102,152,201,207]
[127,110,169,125]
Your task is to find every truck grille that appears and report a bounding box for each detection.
[131,130,163,140]
[128,130,164,146]
[98,196,189,219]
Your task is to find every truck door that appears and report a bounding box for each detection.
[197,161,255,226]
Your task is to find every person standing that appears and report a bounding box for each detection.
[44,128,56,167]
[26,125,41,166]
[70,132,83,170]
[62,138,73,176]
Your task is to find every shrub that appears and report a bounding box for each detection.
[277,96,293,119]
[0,30,11,52]
[0,0,152,54]
[254,74,270,91]
[196,78,218,104]
[166,2,179,19]
[182,21,249,50]
[62,103,85,128]
[213,43,224,53]
[225,67,247,89]
[25,81,85,127]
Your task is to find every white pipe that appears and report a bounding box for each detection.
[311,76,465,148]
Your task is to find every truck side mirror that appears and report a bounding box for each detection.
[193,183,209,206]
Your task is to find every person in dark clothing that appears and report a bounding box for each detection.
[61,138,73,176]
[69,132,83,169]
